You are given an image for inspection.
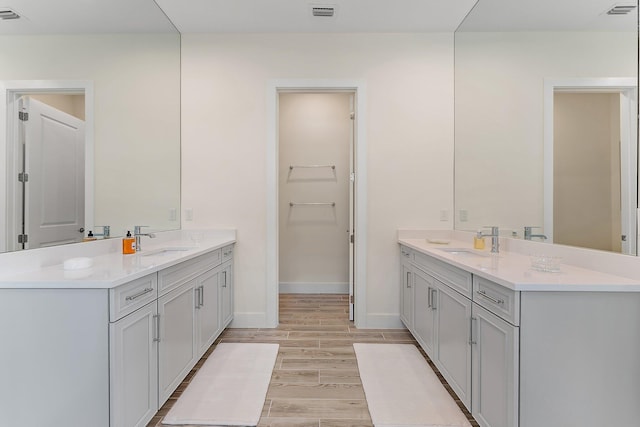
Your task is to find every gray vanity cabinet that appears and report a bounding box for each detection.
[109,301,159,427]
[400,246,413,329]
[158,280,198,405]
[470,302,518,427]
[219,245,235,329]
[111,246,235,426]
[195,267,221,357]
[401,246,473,410]
[436,282,472,410]
[400,244,640,427]
[412,267,437,356]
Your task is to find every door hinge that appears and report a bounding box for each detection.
[350,172,355,182]
[350,234,354,244]
[18,111,28,121]
[18,234,28,244]
[622,235,627,242]
[18,172,29,183]
[350,295,354,304]
[350,112,355,120]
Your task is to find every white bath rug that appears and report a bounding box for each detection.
[354,343,471,427]
[163,343,279,426]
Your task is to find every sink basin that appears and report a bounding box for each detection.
[437,247,490,257]
[141,247,195,257]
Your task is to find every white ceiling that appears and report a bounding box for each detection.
[0,0,636,35]
[0,0,177,34]
[458,0,637,31]
[154,0,477,33]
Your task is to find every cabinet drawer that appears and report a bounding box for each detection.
[110,274,158,322]
[158,250,221,296]
[413,251,472,298]
[472,276,520,326]
[221,245,234,263]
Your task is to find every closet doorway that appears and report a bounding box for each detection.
[278,91,355,320]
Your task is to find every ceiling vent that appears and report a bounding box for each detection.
[606,4,637,15]
[0,8,20,20]
[311,6,335,18]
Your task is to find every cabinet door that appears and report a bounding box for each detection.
[471,303,519,427]
[195,268,220,356]
[220,261,234,328]
[413,268,437,357]
[400,263,413,330]
[158,281,197,405]
[435,282,472,410]
[109,302,158,427]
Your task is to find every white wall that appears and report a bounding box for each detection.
[181,33,455,327]
[278,93,351,293]
[454,31,636,236]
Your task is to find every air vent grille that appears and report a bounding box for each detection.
[606,4,637,15]
[0,8,20,20]
[312,7,335,17]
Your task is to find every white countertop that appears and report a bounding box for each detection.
[399,237,640,292]
[0,230,235,289]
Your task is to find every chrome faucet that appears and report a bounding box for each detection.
[93,225,110,239]
[134,225,156,251]
[480,226,500,253]
[524,226,547,241]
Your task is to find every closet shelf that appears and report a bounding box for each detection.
[289,164,335,170]
[289,202,336,207]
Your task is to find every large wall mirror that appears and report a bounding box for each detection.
[454,0,638,255]
[0,0,181,252]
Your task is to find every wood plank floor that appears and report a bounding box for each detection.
[147,294,479,427]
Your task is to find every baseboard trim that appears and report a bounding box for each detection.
[228,312,269,328]
[364,313,405,329]
[279,282,349,294]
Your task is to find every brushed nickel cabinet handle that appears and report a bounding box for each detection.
[125,287,154,301]
[469,317,477,345]
[153,314,160,342]
[476,290,504,305]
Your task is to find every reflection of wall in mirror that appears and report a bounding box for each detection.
[553,92,621,253]
[454,31,636,237]
[0,34,181,249]
[30,94,85,120]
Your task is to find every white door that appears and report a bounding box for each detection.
[19,96,85,249]
[618,91,637,255]
[348,94,355,320]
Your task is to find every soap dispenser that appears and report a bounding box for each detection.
[83,230,97,242]
[473,230,485,250]
[122,231,136,254]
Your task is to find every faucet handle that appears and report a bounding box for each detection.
[134,225,149,234]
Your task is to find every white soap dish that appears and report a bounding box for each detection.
[63,257,93,270]
[427,238,450,244]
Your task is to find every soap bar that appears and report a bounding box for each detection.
[63,257,93,270]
